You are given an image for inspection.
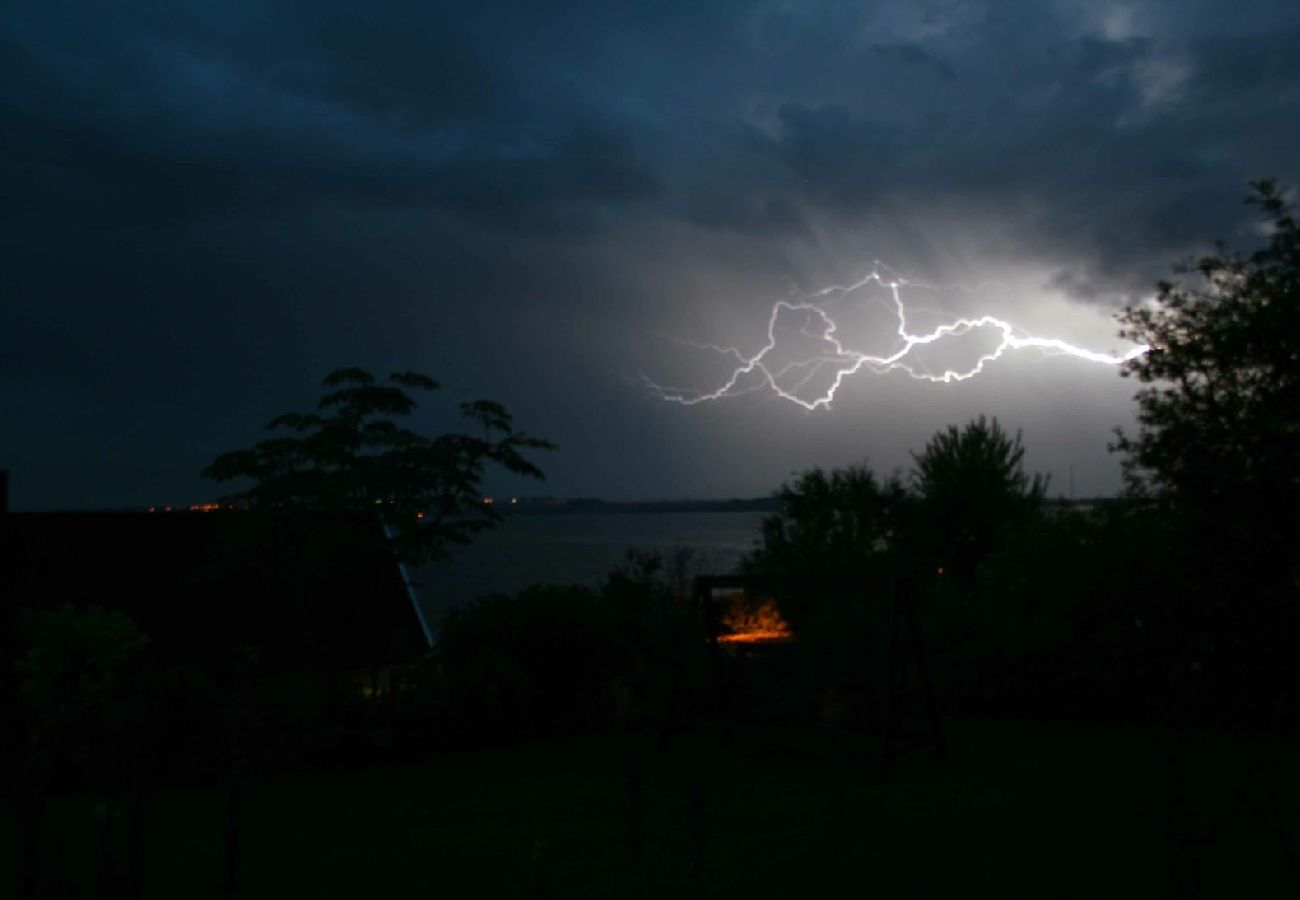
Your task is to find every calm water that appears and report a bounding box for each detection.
[410,510,767,626]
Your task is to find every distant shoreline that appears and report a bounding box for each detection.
[503,497,783,515]
[505,496,1129,515]
[18,495,1127,516]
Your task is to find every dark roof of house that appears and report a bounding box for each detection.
[0,511,429,674]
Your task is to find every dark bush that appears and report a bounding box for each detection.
[438,584,617,738]
[434,551,707,742]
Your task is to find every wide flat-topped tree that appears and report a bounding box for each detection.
[203,367,554,564]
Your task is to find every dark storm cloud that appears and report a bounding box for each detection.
[690,14,1300,297]
[1,1,662,230]
[870,44,955,82]
[4,0,1300,507]
[7,1,1295,254]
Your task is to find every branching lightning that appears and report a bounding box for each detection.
[642,268,1149,411]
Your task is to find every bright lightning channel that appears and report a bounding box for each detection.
[642,268,1149,411]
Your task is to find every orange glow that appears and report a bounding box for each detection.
[718,596,793,644]
[483,496,495,504]
[188,502,221,512]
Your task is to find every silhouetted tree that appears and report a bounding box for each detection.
[911,415,1047,595]
[740,464,912,680]
[1114,181,1300,727]
[203,367,554,564]
[200,368,553,886]
[745,464,910,578]
[434,551,704,741]
[1114,180,1300,564]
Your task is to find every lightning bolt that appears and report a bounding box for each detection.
[642,268,1149,411]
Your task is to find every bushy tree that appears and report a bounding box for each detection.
[203,367,554,563]
[910,415,1047,593]
[745,464,910,578]
[1115,180,1300,560]
[1113,181,1300,727]
[435,551,705,740]
[739,465,911,687]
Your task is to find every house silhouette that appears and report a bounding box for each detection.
[0,510,430,691]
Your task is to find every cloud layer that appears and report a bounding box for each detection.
[4,0,1299,506]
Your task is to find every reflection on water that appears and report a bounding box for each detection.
[411,511,765,625]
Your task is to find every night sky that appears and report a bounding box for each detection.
[5,1,1300,509]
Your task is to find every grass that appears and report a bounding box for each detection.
[3,716,1298,898]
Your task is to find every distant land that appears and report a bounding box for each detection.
[35,495,1124,515]
[500,496,1137,515]
[21,496,787,515]
[496,496,783,515]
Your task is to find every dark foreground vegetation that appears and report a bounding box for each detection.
[3,719,1298,898]
[3,182,1299,897]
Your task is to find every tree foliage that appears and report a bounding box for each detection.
[1111,180,1300,727]
[435,550,705,739]
[1114,180,1300,549]
[203,368,554,563]
[744,417,1047,588]
[745,464,910,578]
[911,415,1047,510]
[910,415,1047,589]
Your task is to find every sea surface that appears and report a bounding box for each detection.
[410,510,767,628]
